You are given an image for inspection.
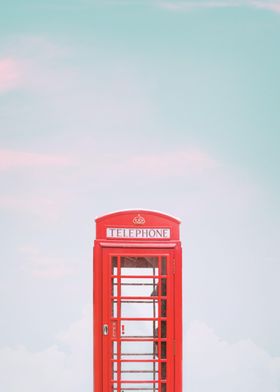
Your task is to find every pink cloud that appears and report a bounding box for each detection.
[160,0,280,13]
[0,58,22,92]
[250,0,280,12]
[0,149,73,170]
[108,149,218,177]
[160,1,242,11]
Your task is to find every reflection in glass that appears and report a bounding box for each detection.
[111,256,118,275]
[161,278,167,296]
[161,299,167,317]
[161,321,167,338]
[161,256,167,275]
[161,342,167,359]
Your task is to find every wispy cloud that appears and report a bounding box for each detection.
[0,194,68,223]
[160,0,243,10]
[186,321,280,391]
[0,149,73,171]
[0,36,76,96]
[159,0,280,13]
[19,246,75,279]
[99,0,280,13]
[88,148,218,180]
[0,315,279,391]
[0,306,92,392]
[0,58,22,92]
[0,149,74,221]
[118,149,218,177]
[250,0,280,13]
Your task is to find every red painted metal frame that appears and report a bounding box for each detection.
[94,210,182,392]
[103,249,173,392]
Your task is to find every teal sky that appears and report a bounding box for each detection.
[0,1,280,391]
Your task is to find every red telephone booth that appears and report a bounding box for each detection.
[94,210,182,392]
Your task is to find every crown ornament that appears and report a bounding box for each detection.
[132,214,145,225]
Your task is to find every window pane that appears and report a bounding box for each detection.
[121,300,158,318]
[161,278,167,296]
[161,256,167,275]
[121,257,158,276]
[111,256,118,275]
[120,320,155,338]
[121,278,159,297]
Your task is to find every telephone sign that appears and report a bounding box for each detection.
[93,210,182,392]
[106,227,171,239]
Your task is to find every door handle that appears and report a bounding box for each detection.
[103,324,109,336]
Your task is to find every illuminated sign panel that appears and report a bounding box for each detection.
[106,227,171,239]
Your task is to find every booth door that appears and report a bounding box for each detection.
[102,248,175,392]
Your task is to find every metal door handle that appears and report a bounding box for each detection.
[103,324,109,336]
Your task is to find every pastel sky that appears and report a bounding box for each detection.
[0,0,280,391]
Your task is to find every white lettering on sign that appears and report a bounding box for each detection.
[106,228,171,239]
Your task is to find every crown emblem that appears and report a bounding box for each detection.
[133,214,145,225]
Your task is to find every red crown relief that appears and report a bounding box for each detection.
[132,214,146,225]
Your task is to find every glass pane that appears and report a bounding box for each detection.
[113,388,158,392]
[121,257,158,276]
[161,342,167,359]
[112,300,117,317]
[161,321,167,338]
[110,254,170,391]
[161,362,167,380]
[161,279,167,296]
[119,382,158,390]
[120,360,158,374]
[113,389,159,392]
[112,342,118,381]
[121,341,157,359]
[120,320,155,338]
[120,372,158,382]
[161,256,167,275]
[121,278,159,297]
[121,300,158,318]
[161,300,167,317]
[112,256,118,275]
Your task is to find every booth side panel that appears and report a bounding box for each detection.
[175,244,183,391]
[93,242,102,392]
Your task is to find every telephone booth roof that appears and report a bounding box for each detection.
[95,209,181,241]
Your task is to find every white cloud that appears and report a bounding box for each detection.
[0,307,92,392]
[19,246,75,279]
[186,321,280,392]
[96,0,280,14]
[108,149,218,177]
[0,314,279,392]
[250,0,280,13]
[158,0,280,13]
[0,35,154,135]
[0,148,75,222]
[160,0,243,10]
[0,195,65,222]
[0,149,73,171]
[74,148,218,183]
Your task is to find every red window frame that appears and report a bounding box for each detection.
[102,248,175,392]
